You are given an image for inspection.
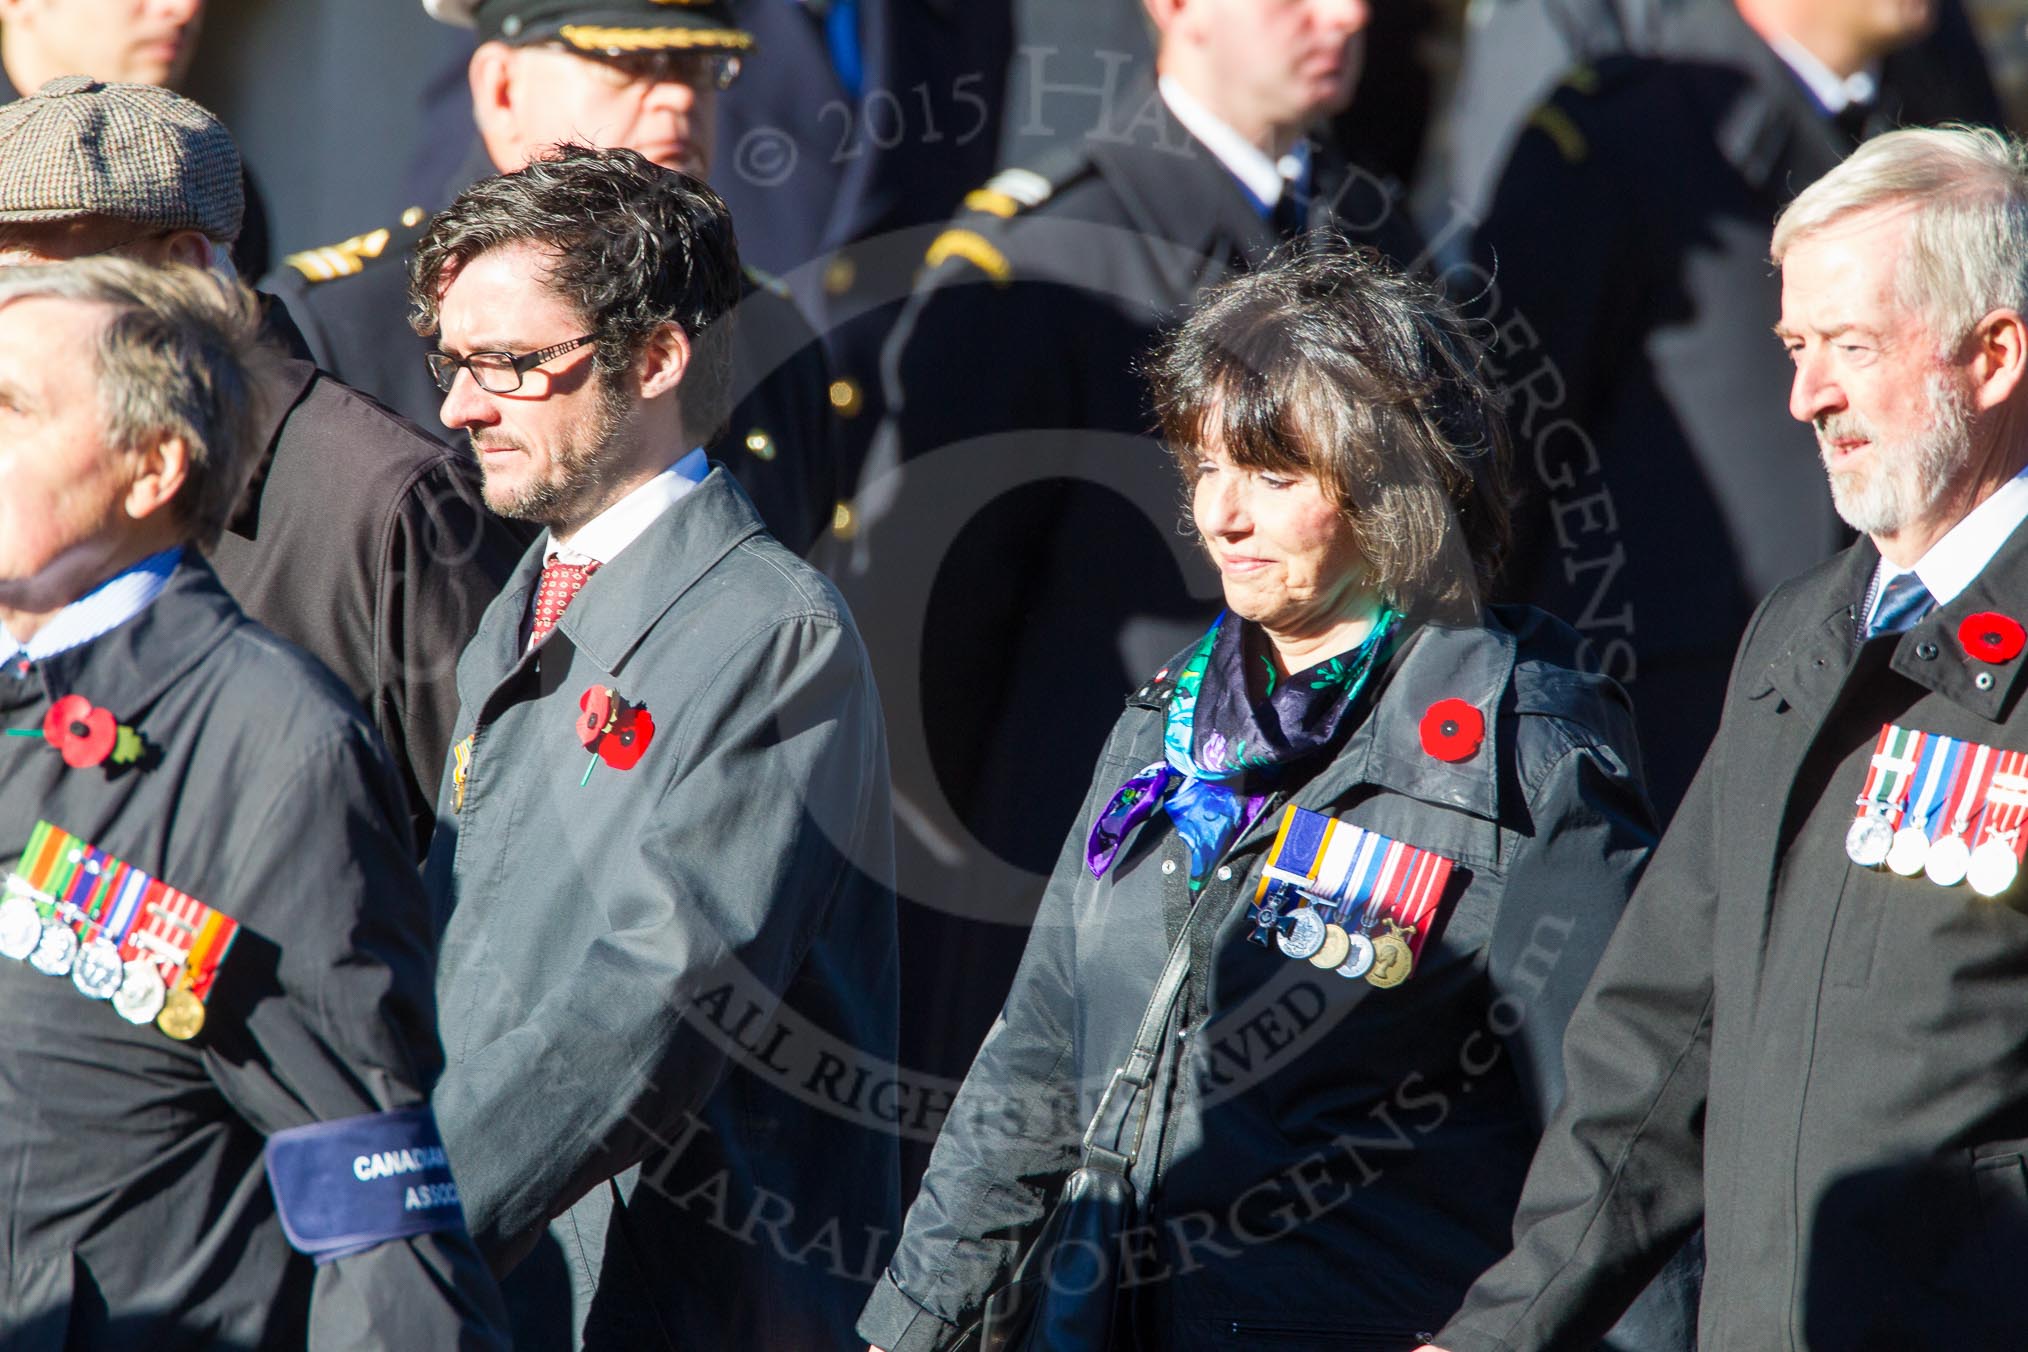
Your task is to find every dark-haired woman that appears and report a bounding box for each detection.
[859,246,1697,1352]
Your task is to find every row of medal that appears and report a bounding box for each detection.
[0,820,239,1040]
[1248,804,1457,989]
[1845,723,2028,896]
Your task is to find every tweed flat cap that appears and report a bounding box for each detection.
[0,76,243,243]
[423,0,752,54]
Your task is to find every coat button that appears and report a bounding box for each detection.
[1916,641,1940,660]
[1161,859,1177,875]
[1216,866,1233,882]
[1977,671,1996,691]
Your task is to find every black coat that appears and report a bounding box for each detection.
[859,608,1697,1352]
[0,558,507,1349]
[1440,519,2028,1350]
[830,97,1424,1086]
[209,322,522,852]
[264,216,842,555]
[1472,0,2001,819]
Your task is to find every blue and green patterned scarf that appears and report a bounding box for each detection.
[1086,607,1400,888]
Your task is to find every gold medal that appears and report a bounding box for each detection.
[1365,919,1416,989]
[156,987,204,1041]
[1309,923,1352,970]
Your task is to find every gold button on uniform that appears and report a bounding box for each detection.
[828,377,862,418]
[744,429,776,461]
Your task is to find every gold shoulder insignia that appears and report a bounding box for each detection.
[924,228,1011,283]
[962,167,1054,219]
[743,264,792,300]
[282,226,394,284]
[1527,105,1587,165]
[1563,64,1599,96]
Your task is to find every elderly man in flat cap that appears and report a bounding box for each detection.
[0,255,509,1349]
[0,75,524,855]
[265,0,841,554]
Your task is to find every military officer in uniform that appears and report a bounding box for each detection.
[0,257,507,1347]
[413,146,899,1350]
[831,0,1422,1093]
[1470,0,2001,820]
[1425,125,2028,1351]
[264,0,840,553]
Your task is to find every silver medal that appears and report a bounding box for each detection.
[1845,814,1894,868]
[1336,931,1376,979]
[112,959,166,1025]
[1886,827,1931,877]
[1969,841,2021,899]
[0,894,42,960]
[71,938,124,1000]
[1925,834,1973,888]
[27,920,77,977]
[1276,907,1326,960]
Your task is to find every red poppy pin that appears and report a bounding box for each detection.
[1958,612,2026,665]
[11,694,144,769]
[575,685,656,784]
[1419,698,1484,763]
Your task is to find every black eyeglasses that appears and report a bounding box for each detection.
[427,333,597,395]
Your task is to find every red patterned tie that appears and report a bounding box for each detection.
[529,557,600,647]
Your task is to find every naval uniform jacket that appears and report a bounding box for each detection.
[859,607,1697,1352]
[0,558,507,1350]
[833,89,1424,1088]
[424,467,901,1350]
[209,321,524,854]
[1439,520,2028,1351]
[1472,0,2000,818]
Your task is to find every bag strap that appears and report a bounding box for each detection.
[1077,843,1207,1174]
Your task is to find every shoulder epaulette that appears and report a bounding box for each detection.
[282,205,429,285]
[923,227,1011,282]
[743,263,792,300]
[960,166,1057,219]
[1520,59,1649,166]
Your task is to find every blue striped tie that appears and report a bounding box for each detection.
[1867,571,1935,639]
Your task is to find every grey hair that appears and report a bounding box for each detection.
[0,257,262,548]
[1771,124,2028,352]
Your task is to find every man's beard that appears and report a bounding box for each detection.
[1819,370,1975,538]
[473,374,634,533]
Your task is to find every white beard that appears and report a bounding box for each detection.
[1820,370,1974,538]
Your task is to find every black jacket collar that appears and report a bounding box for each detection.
[9,556,243,723]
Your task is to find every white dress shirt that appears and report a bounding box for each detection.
[0,547,181,667]
[527,448,709,646]
[1766,29,1879,114]
[1866,464,2028,629]
[1158,75,1308,211]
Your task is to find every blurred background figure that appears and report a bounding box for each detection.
[829,0,1428,1138]
[0,75,521,853]
[0,0,272,274]
[1465,0,2002,819]
[264,0,842,554]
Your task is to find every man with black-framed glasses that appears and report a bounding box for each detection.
[411,143,899,1351]
[264,0,842,556]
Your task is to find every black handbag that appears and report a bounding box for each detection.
[965,909,1200,1352]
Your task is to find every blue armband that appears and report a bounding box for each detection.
[263,1105,468,1263]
